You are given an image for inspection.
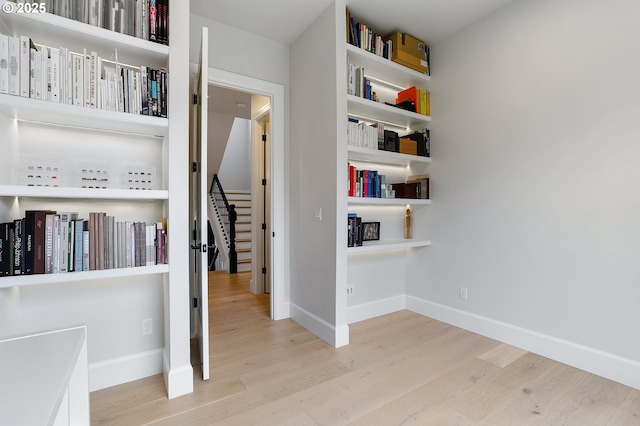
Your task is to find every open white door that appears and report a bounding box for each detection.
[190,27,209,380]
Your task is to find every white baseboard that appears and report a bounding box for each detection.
[88,349,163,392]
[290,302,349,348]
[163,352,194,399]
[347,295,406,324]
[406,295,640,391]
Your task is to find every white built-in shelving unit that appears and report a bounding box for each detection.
[0,0,192,398]
[346,40,431,253]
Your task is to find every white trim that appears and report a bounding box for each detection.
[290,303,349,348]
[88,349,162,392]
[406,295,640,391]
[163,352,197,400]
[206,68,287,321]
[347,295,406,324]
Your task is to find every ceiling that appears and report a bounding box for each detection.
[208,85,252,119]
[190,0,517,46]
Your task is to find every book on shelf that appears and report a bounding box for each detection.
[390,175,430,200]
[0,34,8,94]
[396,86,430,116]
[346,9,389,59]
[0,209,169,278]
[347,213,363,247]
[35,0,169,45]
[19,36,31,98]
[348,162,390,199]
[0,29,168,117]
[8,35,19,96]
[407,174,430,199]
[347,119,385,150]
[0,222,14,276]
[13,218,24,276]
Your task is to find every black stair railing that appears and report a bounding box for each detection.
[210,174,238,274]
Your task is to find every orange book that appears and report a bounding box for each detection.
[396,86,418,113]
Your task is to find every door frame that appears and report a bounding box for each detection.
[207,68,288,320]
[252,106,270,296]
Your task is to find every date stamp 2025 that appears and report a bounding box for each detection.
[2,2,47,14]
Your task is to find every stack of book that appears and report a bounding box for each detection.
[0,32,167,117]
[0,210,167,277]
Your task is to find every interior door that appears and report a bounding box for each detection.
[191,27,209,380]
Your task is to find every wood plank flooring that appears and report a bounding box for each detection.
[90,271,639,425]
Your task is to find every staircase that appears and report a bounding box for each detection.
[208,185,253,273]
[225,190,252,272]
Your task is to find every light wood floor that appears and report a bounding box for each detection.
[91,271,639,425]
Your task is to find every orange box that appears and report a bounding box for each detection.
[399,138,417,155]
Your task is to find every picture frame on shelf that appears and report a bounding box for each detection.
[361,222,380,241]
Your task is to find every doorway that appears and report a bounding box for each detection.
[208,86,270,297]
[205,68,287,321]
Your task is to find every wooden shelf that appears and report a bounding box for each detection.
[347,238,431,254]
[0,0,168,66]
[348,145,431,167]
[0,94,168,136]
[0,185,168,200]
[346,44,430,89]
[347,94,430,130]
[348,196,431,206]
[0,264,170,289]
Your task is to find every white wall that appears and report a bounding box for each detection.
[189,15,289,87]
[289,0,348,346]
[408,0,640,389]
[218,118,252,191]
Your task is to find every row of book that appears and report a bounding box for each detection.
[348,163,391,199]
[348,119,431,158]
[347,64,377,101]
[0,33,168,116]
[0,210,168,277]
[13,0,169,45]
[347,118,383,150]
[348,164,431,200]
[346,9,392,59]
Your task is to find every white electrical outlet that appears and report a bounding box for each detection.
[347,284,355,296]
[142,318,153,335]
[459,287,468,300]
